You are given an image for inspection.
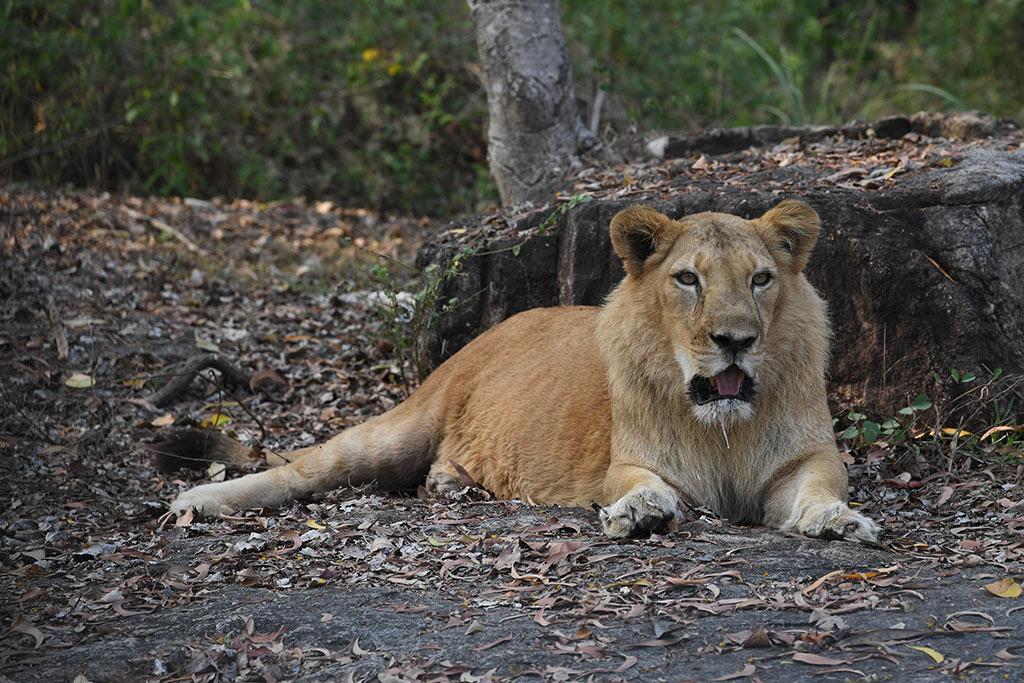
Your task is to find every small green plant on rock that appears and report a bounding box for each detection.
[536,193,594,236]
[838,393,932,447]
[837,368,1023,474]
[368,247,471,395]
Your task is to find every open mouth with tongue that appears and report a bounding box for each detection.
[689,365,756,404]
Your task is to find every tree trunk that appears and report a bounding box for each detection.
[468,0,594,207]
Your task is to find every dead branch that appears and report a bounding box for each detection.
[0,375,59,445]
[121,206,204,254]
[45,298,68,362]
[149,353,251,407]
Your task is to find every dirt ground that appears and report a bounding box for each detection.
[1,186,1022,682]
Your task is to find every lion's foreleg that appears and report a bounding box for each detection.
[599,464,679,538]
[763,447,880,543]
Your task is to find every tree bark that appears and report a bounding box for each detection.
[468,0,595,207]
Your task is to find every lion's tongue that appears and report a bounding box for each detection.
[712,366,745,397]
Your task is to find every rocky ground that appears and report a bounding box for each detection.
[1,185,1022,682]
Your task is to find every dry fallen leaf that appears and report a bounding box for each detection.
[201,412,231,428]
[936,485,954,507]
[8,615,44,648]
[710,663,755,680]
[743,627,771,648]
[803,569,844,594]
[907,644,945,663]
[979,424,1024,440]
[984,578,1022,598]
[151,413,175,427]
[174,507,194,527]
[471,634,513,652]
[64,373,95,389]
[207,461,226,482]
[792,652,849,666]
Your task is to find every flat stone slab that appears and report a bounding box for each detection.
[4,487,1022,682]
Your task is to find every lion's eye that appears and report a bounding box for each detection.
[674,271,699,287]
[752,271,772,288]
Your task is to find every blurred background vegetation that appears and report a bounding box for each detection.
[3,0,1023,216]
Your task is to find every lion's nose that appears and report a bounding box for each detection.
[709,332,758,354]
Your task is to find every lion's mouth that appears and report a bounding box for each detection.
[690,365,756,404]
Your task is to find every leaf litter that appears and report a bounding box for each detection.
[1,180,1022,680]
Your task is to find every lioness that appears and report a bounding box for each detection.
[163,200,879,543]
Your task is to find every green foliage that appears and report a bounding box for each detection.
[839,393,932,447]
[949,368,976,384]
[1,0,491,214]
[837,369,1023,468]
[3,1,1023,212]
[538,193,593,235]
[369,247,469,394]
[563,0,1024,127]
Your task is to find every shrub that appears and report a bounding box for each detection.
[1,0,490,215]
[2,1,1022,214]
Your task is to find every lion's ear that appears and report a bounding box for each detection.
[757,199,821,273]
[610,205,671,277]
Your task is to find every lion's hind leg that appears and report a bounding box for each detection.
[170,396,441,516]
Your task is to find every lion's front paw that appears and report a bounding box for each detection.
[599,487,677,539]
[799,502,880,543]
[425,472,463,497]
[171,484,235,518]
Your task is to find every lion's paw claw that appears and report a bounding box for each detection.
[800,502,879,544]
[600,488,678,539]
[425,472,464,497]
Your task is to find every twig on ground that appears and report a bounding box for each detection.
[45,298,68,362]
[149,353,251,407]
[121,207,204,254]
[0,375,59,446]
[195,370,289,464]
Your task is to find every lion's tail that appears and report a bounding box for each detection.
[150,429,289,472]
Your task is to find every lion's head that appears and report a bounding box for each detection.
[607,200,822,426]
